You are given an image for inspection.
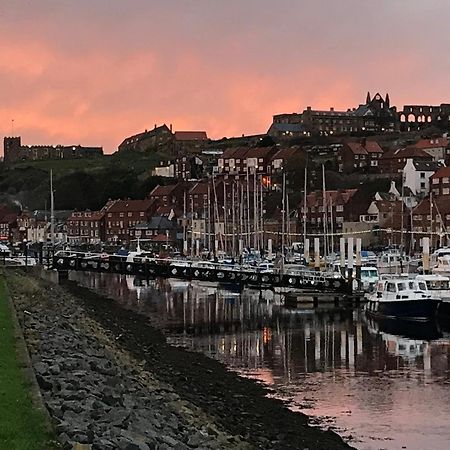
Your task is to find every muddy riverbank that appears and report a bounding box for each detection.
[6,269,353,449]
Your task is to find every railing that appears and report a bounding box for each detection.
[51,251,352,294]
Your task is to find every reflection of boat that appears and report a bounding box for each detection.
[365,315,441,341]
[167,279,190,292]
[365,276,441,321]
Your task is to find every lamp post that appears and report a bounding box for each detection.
[23,238,28,267]
[38,238,44,265]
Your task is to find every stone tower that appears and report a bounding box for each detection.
[3,136,22,162]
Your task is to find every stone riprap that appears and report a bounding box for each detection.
[6,271,353,450]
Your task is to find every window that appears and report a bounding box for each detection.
[432,178,439,184]
[444,177,450,184]
[444,188,450,195]
[107,213,112,218]
[387,283,396,293]
[420,172,425,178]
[119,213,124,218]
[420,182,426,189]
[127,212,132,217]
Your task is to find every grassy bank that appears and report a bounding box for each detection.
[0,277,56,450]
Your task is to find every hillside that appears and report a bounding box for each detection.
[0,151,171,211]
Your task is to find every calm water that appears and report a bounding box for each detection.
[70,272,450,450]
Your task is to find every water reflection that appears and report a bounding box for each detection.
[70,272,450,450]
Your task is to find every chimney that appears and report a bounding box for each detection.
[170,124,173,132]
[330,107,334,112]
[154,124,157,129]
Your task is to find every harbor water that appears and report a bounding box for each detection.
[70,272,450,450]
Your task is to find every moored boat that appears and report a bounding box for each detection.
[365,276,441,321]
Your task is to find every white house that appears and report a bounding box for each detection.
[403,158,444,197]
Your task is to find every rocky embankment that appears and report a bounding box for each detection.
[6,270,354,450]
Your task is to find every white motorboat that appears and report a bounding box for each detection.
[377,250,417,274]
[365,276,441,321]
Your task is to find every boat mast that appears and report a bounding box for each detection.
[50,170,55,248]
[303,166,307,255]
[281,172,286,272]
[322,164,328,259]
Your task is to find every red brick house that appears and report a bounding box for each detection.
[337,140,383,173]
[105,199,156,244]
[378,147,433,174]
[148,183,191,208]
[299,189,358,235]
[67,211,105,245]
[174,131,208,154]
[430,166,450,196]
[412,195,450,249]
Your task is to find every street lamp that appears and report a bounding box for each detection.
[22,238,28,267]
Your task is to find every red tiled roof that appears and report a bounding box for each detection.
[345,142,368,155]
[364,141,383,153]
[303,189,357,208]
[270,148,298,160]
[414,137,449,149]
[374,200,402,214]
[174,131,208,141]
[189,181,209,195]
[149,184,178,197]
[414,196,450,215]
[245,147,277,158]
[107,199,154,213]
[390,147,432,159]
[431,166,450,179]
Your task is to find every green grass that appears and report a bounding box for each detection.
[0,278,57,450]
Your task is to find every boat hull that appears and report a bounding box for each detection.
[366,299,440,321]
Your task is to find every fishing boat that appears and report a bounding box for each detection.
[365,276,441,321]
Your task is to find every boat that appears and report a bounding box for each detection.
[415,274,450,321]
[432,255,450,277]
[377,250,418,274]
[365,276,441,321]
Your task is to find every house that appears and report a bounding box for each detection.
[104,199,156,244]
[338,142,368,173]
[412,196,450,249]
[337,140,383,173]
[118,124,173,152]
[217,147,250,175]
[430,166,450,196]
[174,131,208,154]
[361,199,405,247]
[148,183,191,208]
[378,147,433,174]
[266,123,306,139]
[411,137,449,161]
[67,210,105,245]
[0,206,18,242]
[129,216,180,244]
[270,148,299,173]
[403,159,444,197]
[299,189,358,235]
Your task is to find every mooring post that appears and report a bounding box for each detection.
[340,237,346,277]
[355,238,362,291]
[268,238,273,259]
[314,238,320,271]
[422,237,430,274]
[347,237,354,294]
[304,238,310,266]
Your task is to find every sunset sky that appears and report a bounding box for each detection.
[1,0,450,153]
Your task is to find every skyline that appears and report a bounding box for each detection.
[1,1,450,153]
